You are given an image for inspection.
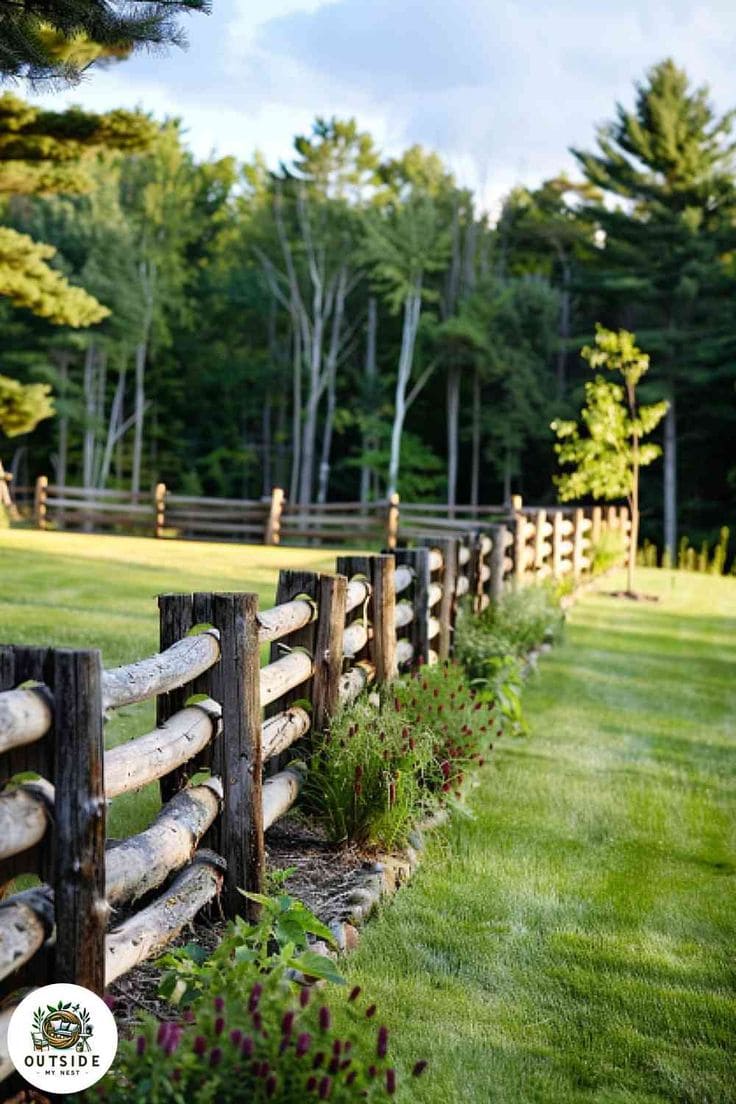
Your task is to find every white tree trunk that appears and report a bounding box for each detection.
[447,363,460,516]
[360,296,378,503]
[470,366,481,510]
[387,283,422,499]
[663,396,677,562]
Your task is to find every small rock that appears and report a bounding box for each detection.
[361,860,384,873]
[407,829,424,851]
[329,921,346,952]
[343,923,360,950]
[309,939,333,959]
[347,887,375,908]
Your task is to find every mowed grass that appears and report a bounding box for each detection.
[346,568,736,1103]
[0,529,339,837]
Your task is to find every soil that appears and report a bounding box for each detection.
[605,590,660,601]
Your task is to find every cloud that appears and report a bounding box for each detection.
[23,0,736,211]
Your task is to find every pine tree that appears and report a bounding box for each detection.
[0,1,209,86]
[571,59,736,555]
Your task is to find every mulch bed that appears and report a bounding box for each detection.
[108,816,375,1035]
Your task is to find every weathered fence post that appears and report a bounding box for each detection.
[488,524,508,604]
[512,495,526,586]
[265,487,285,546]
[591,505,602,547]
[420,537,459,662]
[551,511,564,580]
[572,507,586,581]
[154,482,167,538]
[34,475,48,530]
[385,493,400,550]
[53,648,106,993]
[392,546,431,666]
[311,574,347,733]
[157,594,197,803]
[533,509,548,577]
[337,554,397,682]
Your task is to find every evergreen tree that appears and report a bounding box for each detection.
[0,1,209,86]
[571,59,736,554]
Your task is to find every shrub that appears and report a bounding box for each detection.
[455,584,563,682]
[80,894,428,1102]
[303,663,497,848]
[591,527,626,574]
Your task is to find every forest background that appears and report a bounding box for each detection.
[1,51,735,556]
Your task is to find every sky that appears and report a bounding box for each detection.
[34,0,736,213]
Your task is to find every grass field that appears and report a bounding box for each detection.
[3,533,734,1102]
[0,529,339,836]
[347,568,736,1103]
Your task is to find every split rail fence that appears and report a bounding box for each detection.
[0,501,631,1082]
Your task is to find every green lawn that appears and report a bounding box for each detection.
[0,529,339,836]
[347,568,736,1103]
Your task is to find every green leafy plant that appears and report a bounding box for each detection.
[303,663,497,847]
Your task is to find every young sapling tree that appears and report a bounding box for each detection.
[552,325,668,595]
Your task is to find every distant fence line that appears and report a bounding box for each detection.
[12,478,624,551]
[0,502,631,1082]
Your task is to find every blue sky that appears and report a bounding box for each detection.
[35,0,736,211]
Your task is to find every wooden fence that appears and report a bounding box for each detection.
[21,479,625,554]
[0,502,630,1082]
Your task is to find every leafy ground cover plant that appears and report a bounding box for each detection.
[79,894,428,1102]
[303,662,497,848]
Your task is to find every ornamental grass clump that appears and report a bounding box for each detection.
[303,662,498,847]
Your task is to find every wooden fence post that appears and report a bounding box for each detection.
[337,554,397,683]
[511,495,526,586]
[207,593,264,920]
[392,546,431,666]
[34,475,48,530]
[157,595,197,803]
[53,648,106,993]
[154,482,167,538]
[591,505,602,547]
[533,508,548,577]
[312,574,347,733]
[572,507,586,581]
[551,511,564,580]
[385,493,400,550]
[488,524,507,604]
[421,537,458,662]
[265,487,285,545]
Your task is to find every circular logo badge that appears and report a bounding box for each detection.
[7,983,118,1094]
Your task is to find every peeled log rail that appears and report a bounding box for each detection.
[260,652,314,708]
[394,564,413,595]
[428,582,442,608]
[480,535,492,555]
[105,780,223,907]
[480,564,491,583]
[428,549,444,573]
[0,887,54,983]
[428,649,439,666]
[456,575,470,597]
[339,660,376,704]
[396,639,414,667]
[262,707,311,762]
[0,1006,15,1082]
[105,700,221,798]
[105,853,224,985]
[458,545,471,566]
[0,687,52,754]
[427,617,440,641]
[0,779,53,861]
[263,767,305,830]
[257,599,314,644]
[395,601,414,629]
[343,620,370,659]
[345,578,371,614]
[102,631,220,711]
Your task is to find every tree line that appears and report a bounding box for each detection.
[1,58,735,552]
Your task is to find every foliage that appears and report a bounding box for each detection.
[82,889,427,1102]
[0,225,109,325]
[0,2,210,86]
[552,327,668,503]
[0,370,53,436]
[303,663,496,848]
[590,528,626,575]
[454,584,564,736]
